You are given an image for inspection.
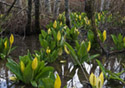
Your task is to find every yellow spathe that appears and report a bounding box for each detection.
[54,74,61,88]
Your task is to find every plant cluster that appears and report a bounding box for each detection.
[0,34,15,59]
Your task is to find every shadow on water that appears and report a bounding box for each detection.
[0,35,125,88]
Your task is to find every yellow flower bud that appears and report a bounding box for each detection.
[9,76,17,81]
[46,47,51,54]
[53,20,57,29]
[48,28,51,34]
[10,34,14,46]
[98,13,101,21]
[57,31,61,41]
[60,22,62,26]
[87,41,91,52]
[89,73,96,86]
[58,48,63,56]
[64,45,70,54]
[20,61,25,73]
[4,40,7,49]
[103,30,106,42]
[32,57,38,70]
[54,74,61,88]
[79,15,81,20]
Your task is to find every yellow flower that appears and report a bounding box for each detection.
[98,13,101,21]
[99,72,104,86]
[54,74,61,88]
[89,73,96,86]
[57,31,61,41]
[10,34,14,46]
[20,61,25,73]
[60,22,62,26]
[75,28,79,35]
[32,57,38,70]
[4,40,7,49]
[9,76,17,81]
[46,47,51,54]
[89,72,104,88]
[58,48,63,56]
[53,20,57,29]
[103,30,106,42]
[87,41,91,52]
[59,14,62,20]
[48,28,51,34]
[64,45,70,54]
[87,20,91,25]
[79,15,81,20]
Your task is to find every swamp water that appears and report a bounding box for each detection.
[0,35,125,88]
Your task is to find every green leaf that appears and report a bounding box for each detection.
[41,30,47,38]
[96,59,107,78]
[23,62,33,84]
[31,80,38,87]
[41,78,54,88]
[40,39,48,49]
[111,34,117,45]
[6,58,22,80]
[35,67,54,80]
[64,42,78,65]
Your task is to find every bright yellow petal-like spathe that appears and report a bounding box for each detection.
[20,61,25,73]
[53,20,57,29]
[89,73,97,86]
[4,40,7,49]
[32,57,38,70]
[79,15,81,20]
[57,31,61,41]
[48,28,51,34]
[96,77,102,88]
[58,48,63,56]
[87,41,91,52]
[60,22,62,26]
[64,45,70,54]
[9,76,17,81]
[103,30,106,42]
[10,34,14,46]
[54,74,61,88]
[99,72,104,87]
[46,47,51,54]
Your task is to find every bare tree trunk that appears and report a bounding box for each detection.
[65,0,71,28]
[0,0,6,14]
[53,0,61,19]
[44,0,51,14]
[100,0,104,11]
[26,0,32,35]
[35,0,40,33]
[16,0,24,15]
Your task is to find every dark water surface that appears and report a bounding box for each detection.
[0,35,125,88]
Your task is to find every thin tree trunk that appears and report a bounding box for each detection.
[65,0,71,28]
[16,0,24,15]
[35,0,40,33]
[26,0,32,35]
[44,0,51,14]
[53,0,61,19]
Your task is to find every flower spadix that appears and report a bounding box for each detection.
[32,57,38,70]
[54,74,61,88]
[4,40,7,49]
